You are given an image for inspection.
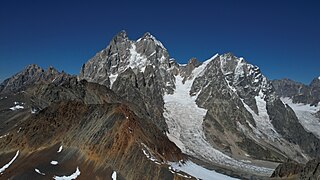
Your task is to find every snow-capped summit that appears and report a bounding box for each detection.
[79,31,175,91]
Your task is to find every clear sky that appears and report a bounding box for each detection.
[0,0,319,84]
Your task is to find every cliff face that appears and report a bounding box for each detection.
[272,77,320,106]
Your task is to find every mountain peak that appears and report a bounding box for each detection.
[25,64,43,71]
[111,30,129,42]
[187,58,201,66]
[138,32,166,49]
[142,32,152,38]
[0,64,72,94]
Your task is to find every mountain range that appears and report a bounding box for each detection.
[0,31,319,180]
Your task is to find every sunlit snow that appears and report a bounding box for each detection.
[109,74,118,88]
[35,168,45,175]
[9,105,24,111]
[0,133,9,139]
[128,44,148,72]
[0,150,19,174]
[57,145,63,153]
[112,171,117,180]
[53,167,80,180]
[163,54,273,176]
[281,97,320,138]
[141,143,162,165]
[241,91,281,141]
[51,161,58,165]
[169,161,238,180]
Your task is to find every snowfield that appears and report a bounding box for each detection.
[281,97,320,139]
[163,55,274,176]
[169,160,238,180]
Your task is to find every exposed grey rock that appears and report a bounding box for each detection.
[187,53,318,163]
[272,77,320,106]
[180,58,202,82]
[0,64,73,94]
[299,158,320,179]
[267,99,320,159]
[271,160,303,178]
[79,31,179,132]
[182,54,288,162]
[271,158,320,179]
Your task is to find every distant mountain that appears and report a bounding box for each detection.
[272,77,320,106]
[1,31,320,179]
[0,64,73,94]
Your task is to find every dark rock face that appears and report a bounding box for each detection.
[272,77,320,106]
[267,100,320,159]
[0,64,73,94]
[79,31,132,87]
[79,31,178,132]
[271,161,304,178]
[272,78,308,98]
[187,54,290,162]
[111,67,167,131]
[299,158,320,179]
[187,53,319,163]
[180,58,202,82]
[271,159,320,179]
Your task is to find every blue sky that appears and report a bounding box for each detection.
[0,0,319,84]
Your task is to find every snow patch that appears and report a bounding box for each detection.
[141,143,162,164]
[57,145,63,153]
[109,73,118,88]
[53,167,80,180]
[51,161,58,165]
[10,105,24,111]
[0,150,19,174]
[0,133,9,139]
[31,108,37,114]
[128,44,148,72]
[112,171,117,180]
[35,168,46,175]
[169,161,238,180]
